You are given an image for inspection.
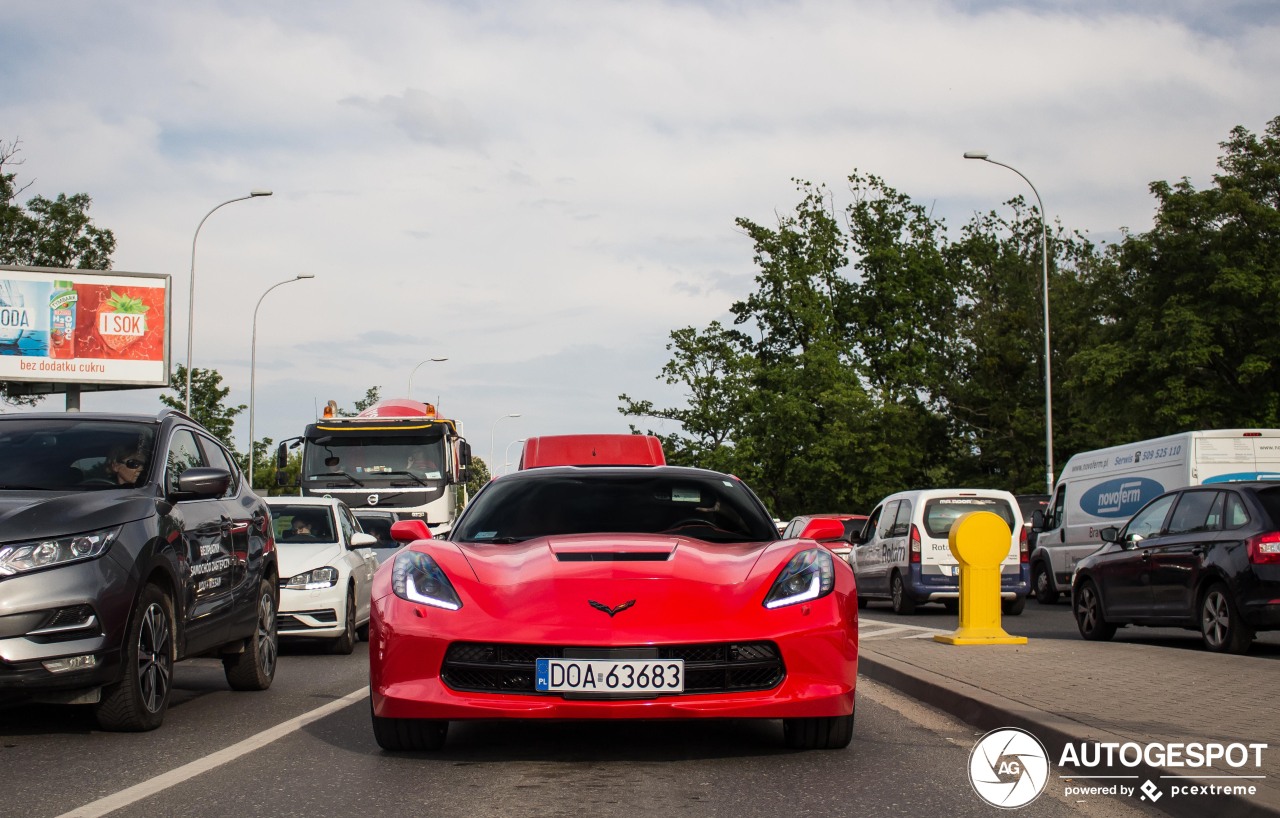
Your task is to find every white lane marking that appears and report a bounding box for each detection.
[858,625,918,639]
[55,686,369,818]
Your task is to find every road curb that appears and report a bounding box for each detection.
[858,649,1278,818]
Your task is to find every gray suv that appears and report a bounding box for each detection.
[0,410,279,730]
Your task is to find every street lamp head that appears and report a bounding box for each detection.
[295,274,315,280]
[430,357,448,362]
[963,151,989,160]
[508,413,522,418]
[250,189,273,197]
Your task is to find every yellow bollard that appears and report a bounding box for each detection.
[934,511,1027,645]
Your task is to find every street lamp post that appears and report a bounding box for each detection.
[964,151,1054,495]
[186,190,273,414]
[248,274,314,488]
[503,438,527,475]
[408,357,449,399]
[489,413,522,472]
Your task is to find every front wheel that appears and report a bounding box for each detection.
[1033,563,1060,605]
[783,712,854,750]
[95,584,173,731]
[1002,596,1026,616]
[224,579,278,690]
[1073,581,1116,641]
[1200,583,1253,654]
[890,572,916,615]
[372,700,448,751]
[328,587,356,655]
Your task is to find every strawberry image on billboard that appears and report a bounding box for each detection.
[76,285,164,361]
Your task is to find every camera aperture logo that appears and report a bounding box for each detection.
[969,728,1051,809]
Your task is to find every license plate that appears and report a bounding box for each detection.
[535,658,685,694]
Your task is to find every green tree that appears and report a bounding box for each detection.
[337,386,382,417]
[161,364,245,450]
[1068,116,1280,436]
[1,139,117,405]
[461,456,492,514]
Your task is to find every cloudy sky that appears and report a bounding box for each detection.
[3,0,1277,470]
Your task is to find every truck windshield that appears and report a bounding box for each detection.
[303,436,446,481]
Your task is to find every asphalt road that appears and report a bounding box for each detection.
[2,637,1165,818]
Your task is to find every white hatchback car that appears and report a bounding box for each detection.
[266,497,379,654]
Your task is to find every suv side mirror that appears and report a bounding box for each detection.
[169,467,231,500]
[1032,509,1045,529]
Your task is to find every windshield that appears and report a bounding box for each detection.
[922,496,1016,538]
[453,471,778,544]
[0,418,157,491]
[271,504,338,543]
[303,434,445,482]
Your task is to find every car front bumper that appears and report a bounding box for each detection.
[277,585,345,638]
[369,595,858,722]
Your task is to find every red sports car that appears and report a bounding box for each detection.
[368,465,858,751]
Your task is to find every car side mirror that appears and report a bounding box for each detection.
[390,519,432,543]
[1032,509,1045,529]
[350,532,378,548]
[169,467,231,500]
[801,519,845,541]
[1099,526,1119,543]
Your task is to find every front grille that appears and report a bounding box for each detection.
[276,609,337,630]
[441,641,785,695]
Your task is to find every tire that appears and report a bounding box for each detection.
[1002,596,1026,616]
[224,579,279,690]
[357,622,370,642]
[856,596,868,609]
[95,584,173,732]
[328,587,356,655]
[371,700,448,751]
[1073,581,1116,641]
[1033,563,1060,605]
[1200,583,1253,654]
[890,572,916,615]
[783,711,854,750]
[942,599,959,614]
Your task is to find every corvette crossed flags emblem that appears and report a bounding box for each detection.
[588,599,636,617]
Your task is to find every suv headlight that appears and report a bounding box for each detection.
[284,567,339,590]
[0,528,119,576]
[392,550,461,610]
[764,548,835,609]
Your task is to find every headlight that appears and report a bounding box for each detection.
[0,528,119,576]
[764,548,835,609]
[285,567,339,590]
[392,550,462,610]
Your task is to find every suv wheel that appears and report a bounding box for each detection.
[1073,580,1116,641]
[96,584,173,732]
[1200,583,1253,654]
[890,572,916,615]
[224,579,278,690]
[329,587,357,655]
[1033,563,1059,604]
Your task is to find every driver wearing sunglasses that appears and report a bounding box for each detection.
[106,446,148,487]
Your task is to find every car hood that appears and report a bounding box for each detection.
[0,490,156,542]
[435,534,785,636]
[277,542,346,576]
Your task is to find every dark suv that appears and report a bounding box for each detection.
[0,410,279,730]
[1072,482,1280,654]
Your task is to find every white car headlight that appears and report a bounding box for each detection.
[764,548,835,609]
[285,566,339,590]
[0,528,119,576]
[392,551,462,610]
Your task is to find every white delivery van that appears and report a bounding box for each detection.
[851,488,1029,615]
[1029,429,1280,603]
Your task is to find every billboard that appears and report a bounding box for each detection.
[0,265,171,392]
